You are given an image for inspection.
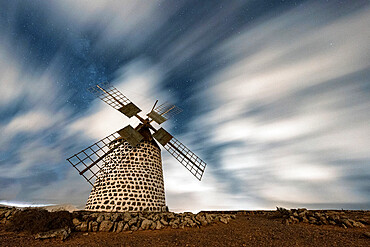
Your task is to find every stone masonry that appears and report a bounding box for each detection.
[85,136,166,212]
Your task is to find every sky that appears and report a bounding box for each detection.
[0,0,369,212]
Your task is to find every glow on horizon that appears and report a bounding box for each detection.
[0,201,54,208]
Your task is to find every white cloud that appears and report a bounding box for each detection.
[189,4,370,207]
[67,58,174,140]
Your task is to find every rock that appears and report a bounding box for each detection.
[160,219,169,226]
[141,219,153,230]
[363,232,370,238]
[112,222,118,232]
[219,216,229,224]
[171,223,179,229]
[205,214,213,224]
[171,219,180,226]
[352,221,365,228]
[230,215,236,219]
[116,222,124,232]
[197,216,208,226]
[319,217,328,225]
[128,217,138,226]
[123,223,130,231]
[152,214,160,222]
[72,218,81,226]
[91,221,99,232]
[308,217,317,224]
[178,222,186,229]
[276,207,290,216]
[332,215,340,222]
[111,213,121,222]
[34,227,71,241]
[283,219,290,225]
[99,220,114,232]
[123,212,131,222]
[96,214,104,223]
[156,221,163,230]
[76,222,88,232]
[302,217,309,223]
[357,218,367,225]
[298,212,306,218]
[341,219,353,228]
[131,225,138,231]
[150,221,157,230]
[297,208,307,213]
[195,213,204,222]
[4,210,12,219]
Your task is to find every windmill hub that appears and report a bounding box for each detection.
[67,82,207,212]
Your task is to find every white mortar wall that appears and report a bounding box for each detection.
[85,139,166,212]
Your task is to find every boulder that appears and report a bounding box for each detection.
[219,216,229,224]
[72,218,81,227]
[160,219,169,226]
[99,220,114,232]
[116,222,124,232]
[128,217,138,226]
[123,212,131,222]
[302,217,309,223]
[123,223,130,231]
[4,210,13,219]
[76,222,88,232]
[156,221,164,230]
[352,221,365,228]
[150,221,157,230]
[34,227,71,241]
[91,221,99,232]
[111,213,121,222]
[204,214,213,223]
[341,219,353,228]
[141,219,153,230]
[96,214,104,223]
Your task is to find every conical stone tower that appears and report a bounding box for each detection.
[85,126,166,212]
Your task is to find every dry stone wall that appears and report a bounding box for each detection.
[85,139,166,212]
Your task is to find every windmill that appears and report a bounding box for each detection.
[67,82,207,212]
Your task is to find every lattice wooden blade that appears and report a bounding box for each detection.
[153,102,182,120]
[66,131,121,186]
[161,135,207,181]
[88,82,140,116]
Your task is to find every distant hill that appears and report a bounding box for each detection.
[0,203,80,212]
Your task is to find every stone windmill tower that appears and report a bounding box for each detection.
[67,82,207,212]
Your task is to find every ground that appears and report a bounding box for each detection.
[1,212,369,247]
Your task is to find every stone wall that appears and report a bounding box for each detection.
[71,211,234,232]
[85,139,166,212]
[0,207,235,237]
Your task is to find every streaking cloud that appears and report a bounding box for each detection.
[0,0,369,211]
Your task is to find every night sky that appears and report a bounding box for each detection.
[0,0,369,211]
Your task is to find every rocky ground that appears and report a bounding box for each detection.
[0,206,369,246]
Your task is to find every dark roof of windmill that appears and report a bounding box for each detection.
[114,124,160,149]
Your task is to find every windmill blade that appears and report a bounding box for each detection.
[153,128,207,180]
[148,102,182,124]
[88,82,142,118]
[67,131,121,186]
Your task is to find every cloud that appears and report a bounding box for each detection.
[67,58,174,140]
[1,0,369,211]
[187,3,370,208]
